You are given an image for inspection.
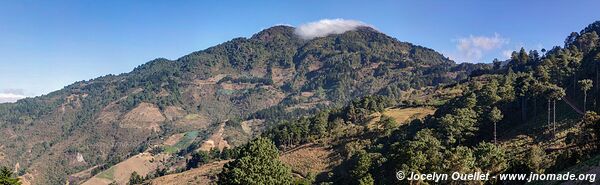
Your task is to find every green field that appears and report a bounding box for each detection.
[163,131,200,154]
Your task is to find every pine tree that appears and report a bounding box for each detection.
[546,85,566,134]
[516,75,533,122]
[218,137,292,185]
[399,129,444,174]
[309,111,329,139]
[474,142,508,175]
[488,107,503,144]
[128,171,143,185]
[444,146,475,173]
[529,80,546,116]
[526,145,550,173]
[187,151,211,170]
[439,107,478,145]
[478,79,501,106]
[351,151,374,185]
[578,79,593,112]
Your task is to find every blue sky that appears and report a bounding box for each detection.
[1,0,599,100]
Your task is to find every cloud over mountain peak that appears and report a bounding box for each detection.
[294,19,371,40]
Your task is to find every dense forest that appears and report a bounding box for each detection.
[206,21,600,184]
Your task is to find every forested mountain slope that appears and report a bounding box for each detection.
[0,25,482,184]
[151,21,600,185]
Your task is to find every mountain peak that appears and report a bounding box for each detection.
[354,26,379,33]
[251,20,379,42]
[293,19,372,40]
[250,25,297,42]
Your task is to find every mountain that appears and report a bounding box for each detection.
[142,21,600,185]
[0,25,482,184]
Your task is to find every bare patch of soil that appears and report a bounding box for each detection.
[82,153,169,185]
[240,119,265,135]
[199,123,230,151]
[220,82,256,90]
[271,67,294,86]
[120,103,165,132]
[163,106,185,121]
[280,144,340,177]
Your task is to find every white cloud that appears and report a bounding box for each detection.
[453,33,509,63]
[502,50,514,59]
[0,89,27,103]
[0,93,26,103]
[294,19,372,40]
